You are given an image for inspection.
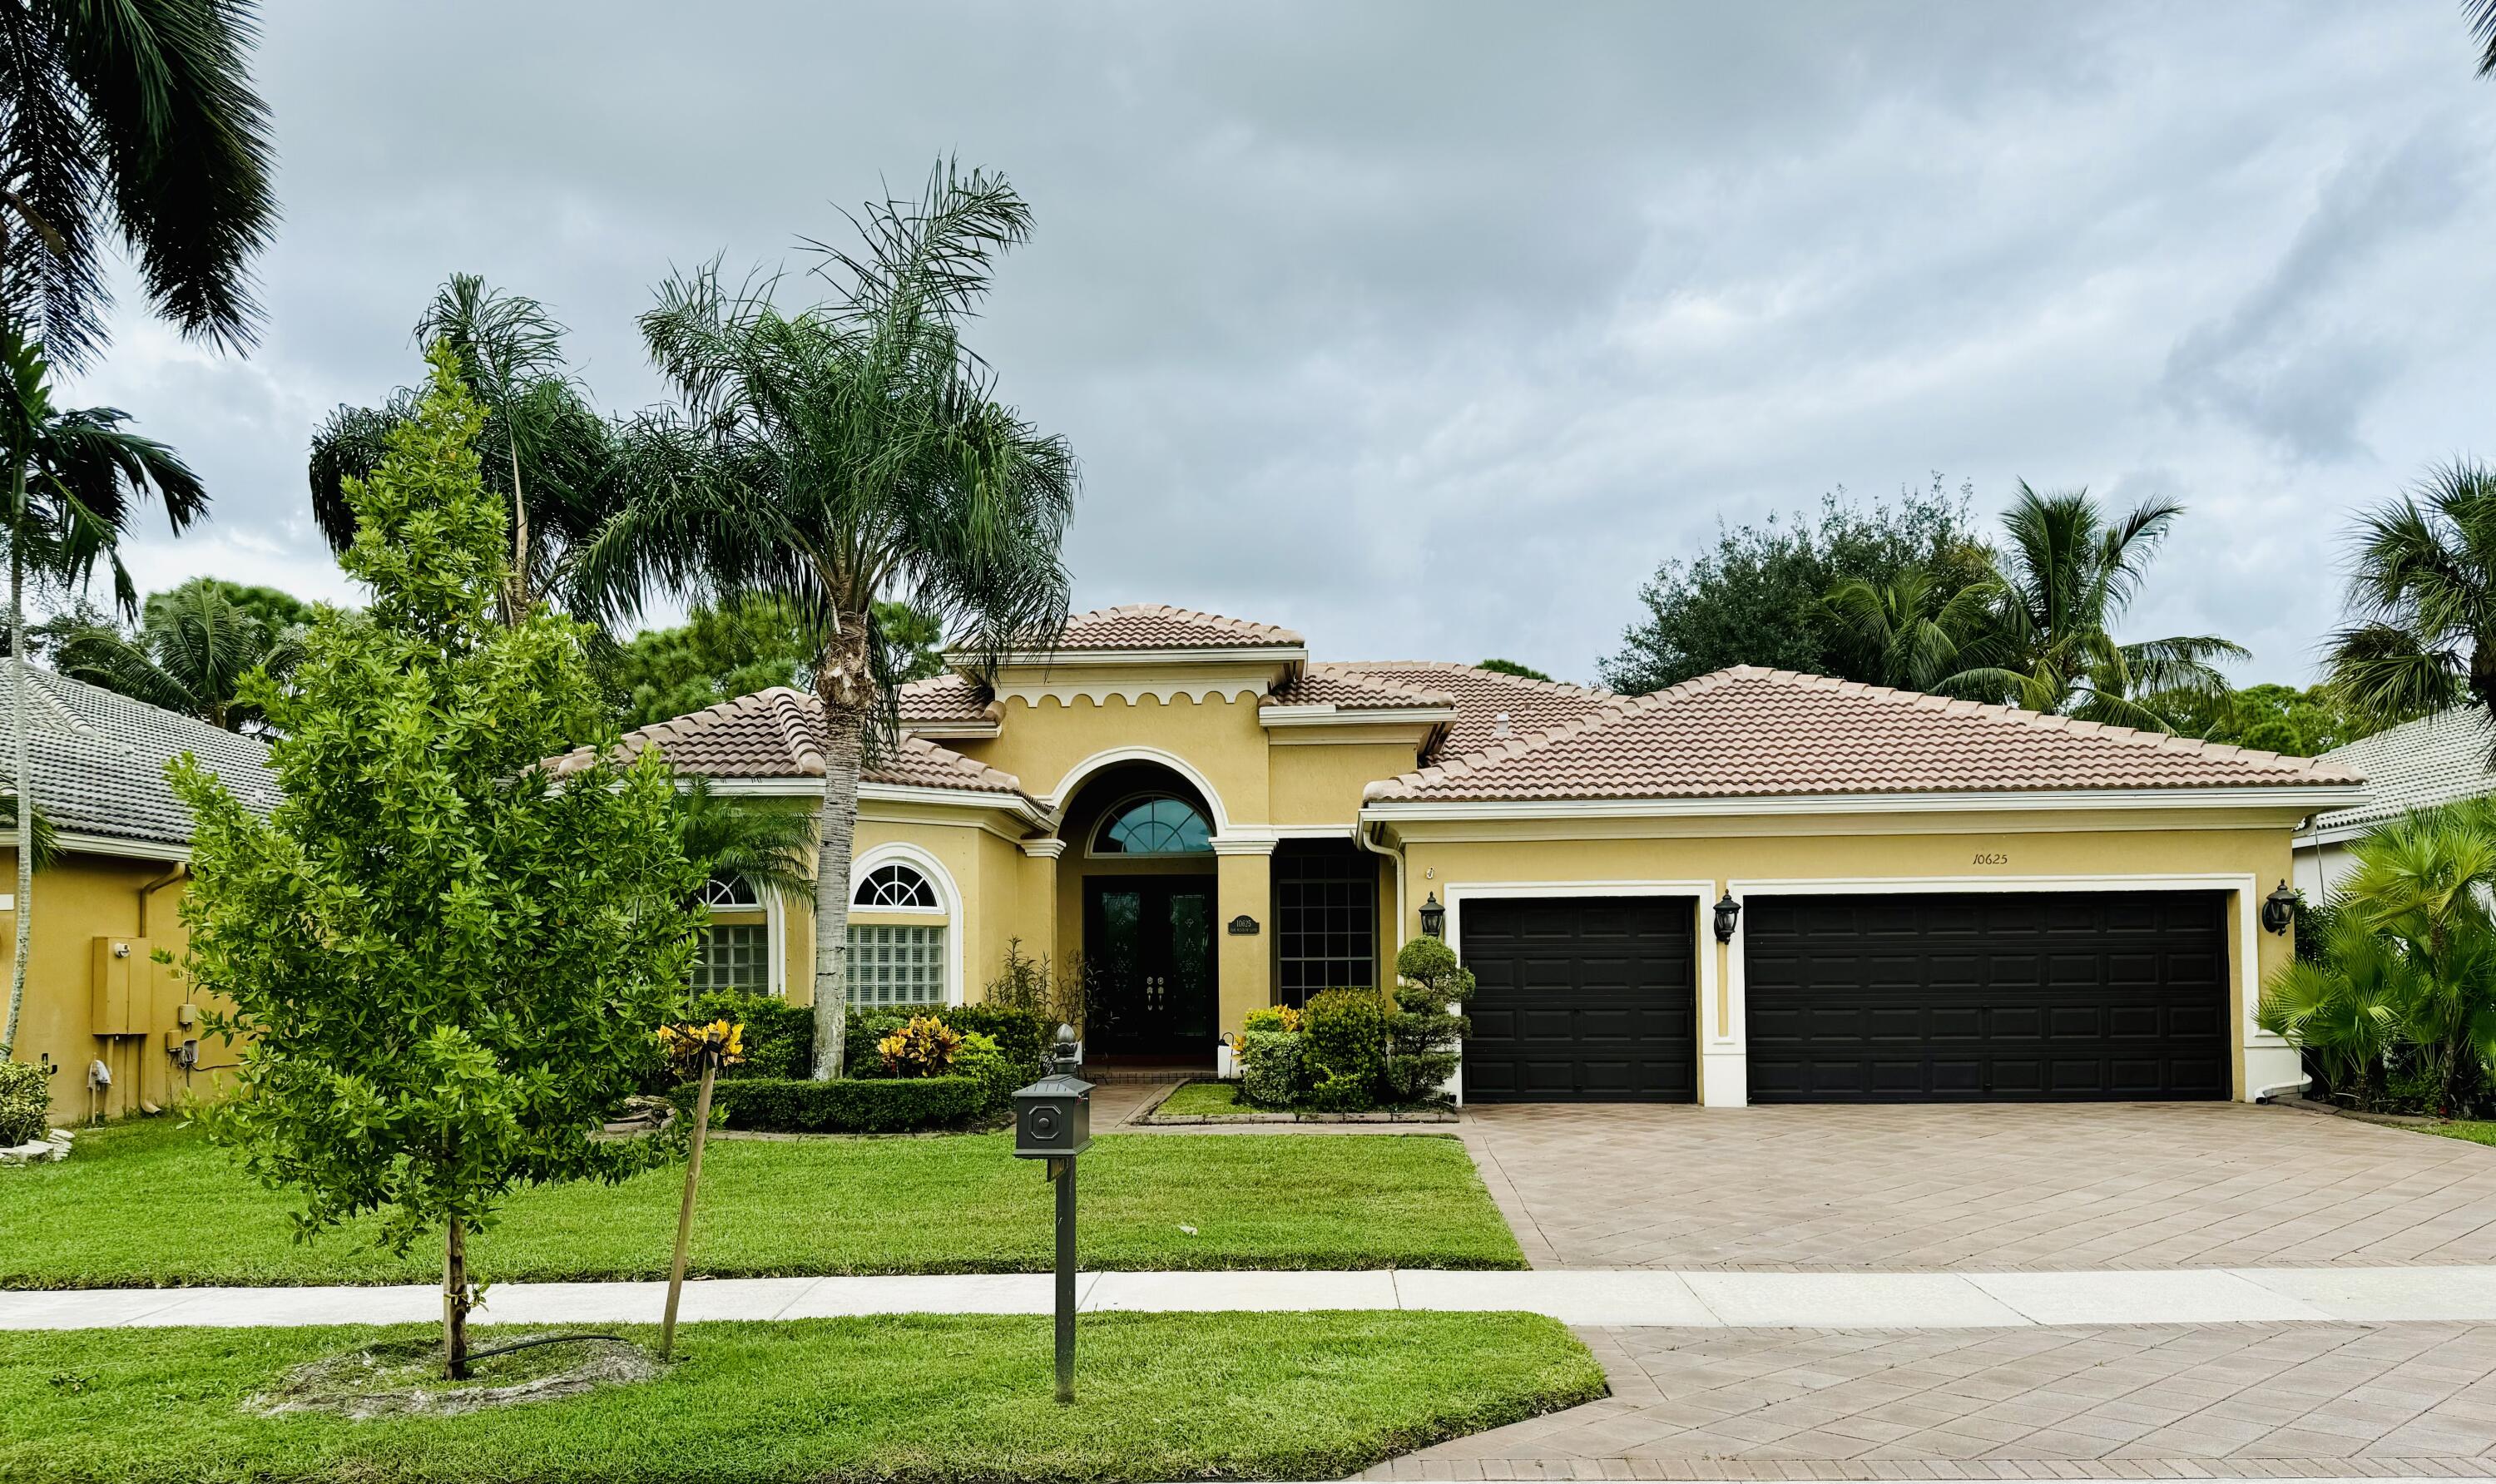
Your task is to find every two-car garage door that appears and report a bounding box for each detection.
[1458,890,2230,1103]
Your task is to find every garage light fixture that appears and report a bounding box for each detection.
[1419,893,1445,939]
[1712,891,1741,942]
[2261,881,2298,936]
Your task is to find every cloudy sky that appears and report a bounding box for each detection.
[67,1,2496,686]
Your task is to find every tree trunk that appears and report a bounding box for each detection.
[506,443,530,624]
[810,614,874,1080]
[443,1214,471,1379]
[2,472,29,1057]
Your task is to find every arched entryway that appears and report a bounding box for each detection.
[1057,761,1219,1063]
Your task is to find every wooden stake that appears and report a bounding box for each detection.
[660,1056,717,1360]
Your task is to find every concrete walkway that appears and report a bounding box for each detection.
[20,1263,2496,1332]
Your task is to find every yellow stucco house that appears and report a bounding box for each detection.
[612,604,2368,1108]
[2,669,270,1123]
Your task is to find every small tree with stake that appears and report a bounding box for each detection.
[171,348,700,1379]
[1381,936,1475,1103]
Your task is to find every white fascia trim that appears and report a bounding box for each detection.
[860,782,1048,825]
[55,831,188,863]
[898,721,1003,740]
[2295,821,2377,848]
[1362,785,2366,822]
[1260,705,1458,728]
[973,644,1307,669]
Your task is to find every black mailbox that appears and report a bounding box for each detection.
[1013,1029,1093,1160]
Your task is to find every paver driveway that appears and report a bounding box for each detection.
[1461,1101,2496,1271]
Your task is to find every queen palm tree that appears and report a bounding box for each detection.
[2326,462,2496,754]
[1939,484,2245,726]
[51,574,301,730]
[0,0,278,366]
[308,275,619,622]
[676,776,815,905]
[1824,566,1996,692]
[0,326,204,1054]
[585,162,1078,1078]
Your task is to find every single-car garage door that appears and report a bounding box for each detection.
[1460,897,1696,1102]
[1745,890,2230,1102]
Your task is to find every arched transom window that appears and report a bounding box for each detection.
[697,873,761,910]
[1092,794,1213,857]
[854,863,939,910]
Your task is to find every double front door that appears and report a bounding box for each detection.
[1084,877,1215,1057]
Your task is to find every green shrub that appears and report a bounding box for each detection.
[677,1076,990,1133]
[1303,988,1389,1111]
[691,992,815,1080]
[845,1002,1052,1079]
[1237,1030,1305,1106]
[1384,937,1475,1103]
[1242,1005,1301,1034]
[951,1031,1020,1110]
[0,1060,49,1145]
[876,1015,964,1076]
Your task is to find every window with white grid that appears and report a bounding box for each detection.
[846,923,948,1006]
[691,924,770,993]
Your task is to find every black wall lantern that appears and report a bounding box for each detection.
[1712,890,1741,943]
[2261,880,2299,936]
[1419,892,1446,939]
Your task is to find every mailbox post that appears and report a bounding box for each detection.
[1012,1025,1092,1403]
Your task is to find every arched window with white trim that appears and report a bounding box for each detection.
[845,853,958,1007]
[691,873,773,995]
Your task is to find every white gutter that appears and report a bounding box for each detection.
[1361,784,2367,823]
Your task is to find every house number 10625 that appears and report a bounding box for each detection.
[1971,852,2009,865]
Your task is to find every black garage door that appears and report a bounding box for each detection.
[1460,897,1696,1102]
[1745,891,2230,1102]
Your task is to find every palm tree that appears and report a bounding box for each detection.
[0,0,278,366]
[2474,0,2495,77]
[51,575,301,730]
[309,275,620,622]
[2337,800,2496,1112]
[676,777,815,907]
[1939,484,2245,726]
[1824,566,1995,692]
[2258,911,2414,1107]
[586,162,1078,1078]
[2327,463,2496,753]
[0,326,204,1055]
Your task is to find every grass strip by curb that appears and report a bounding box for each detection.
[0,1311,1604,1484]
[1,1120,1525,1289]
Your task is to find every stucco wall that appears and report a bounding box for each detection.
[1,848,233,1124]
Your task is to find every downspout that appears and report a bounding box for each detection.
[137,863,186,937]
[138,863,189,1108]
[1355,816,1405,949]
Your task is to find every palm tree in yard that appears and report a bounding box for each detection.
[1824,566,1996,693]
[586,162,1078,1078]
[309,275,619,623]
[2474,0,2495,77]
[0,0,278,366]
[52,574,301,731]
[0,327,204,1055]
[2326,463,2496,754]
[1939,484,2245,727]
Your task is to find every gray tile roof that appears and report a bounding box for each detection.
[3,666,278,849]
[2305,708,2494,837]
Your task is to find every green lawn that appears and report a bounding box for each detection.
[1154,1080,1259,1116]
[0,1120,1524,1288]
[0,1312,1603,1484]
[2427,1120,2496,1148]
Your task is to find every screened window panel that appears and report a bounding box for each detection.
[691,924,770,994]
[1273,846,1377,1006]
[846,924,948,1006]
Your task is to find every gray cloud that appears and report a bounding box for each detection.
[60,0,2496,685]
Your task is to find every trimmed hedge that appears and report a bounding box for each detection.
[690,991,817,1080]
[847,1002,1053,1078]
[676,1075,992,1133]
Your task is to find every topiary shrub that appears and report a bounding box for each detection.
[0,1060,49,1146]
[677,1075,989,1133]
[1383,937,1476,1103]
[1236,1030,1305,1106]
[1301,988,1389,1111]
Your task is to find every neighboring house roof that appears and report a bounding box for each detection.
[1263,664,1458,712]
[1332,660,1616,764]
[1046,604,1304,651]
[554,686,1031,800]
[2303,708,2496,840]
[3,666,277,850]
[1364,666,2366,804]
[896,672,997,724]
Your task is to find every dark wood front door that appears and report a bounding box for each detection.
[1083,877,1216,1057]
